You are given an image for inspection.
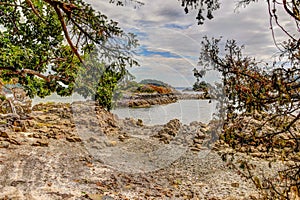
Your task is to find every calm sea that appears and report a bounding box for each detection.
[112,99,217,125]
[33,93,217,125]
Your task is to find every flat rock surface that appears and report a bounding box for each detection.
[0,141,260,200]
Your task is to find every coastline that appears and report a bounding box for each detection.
[0,101,296,199]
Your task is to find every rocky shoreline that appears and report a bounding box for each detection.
[116,92,210,108]
[116,93,178,108]
[0,101,296,199]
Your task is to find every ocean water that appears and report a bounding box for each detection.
[32,93,87,105]
[112,99,217,125]
[33,93,217,125]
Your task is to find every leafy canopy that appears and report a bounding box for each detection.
[0,0,138,110]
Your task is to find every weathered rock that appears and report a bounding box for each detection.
[124,118,138,127]
[66,136,82,142]
[159,127,175,136]
[32,138,49,147]
[32,133,42,138]
[165,119,181,130]
[129,99,151,108]
[0,141,9,148]
[190,147,201,151]
[158,133,172,144]
[107,119,118,128]
[36,115,49,121]
[1,99,298,200]
[105,140,117,147]
[199,127,210,134]
[7,137,21,145]
[84,194,104,200]
[0,186,25,199]
[231,182,240,187]
[0,132,9,138]
[194,143,202,149]
[118,93,178,108]
[153,119,181,143]
[136,119,143,126]
[38,126,49,133]
[13,120,25,128]
[193,138,203,144]
[25,120,35,127]
[118,134,130,142]
[13,126,23,132]
[195,133,206,140]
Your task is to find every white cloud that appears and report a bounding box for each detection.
[86,0,292,87]
[132,54,197,87]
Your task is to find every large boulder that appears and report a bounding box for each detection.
[153,119,181,144]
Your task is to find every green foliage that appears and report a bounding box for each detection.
[193,80,208,91]
[73,49,137,110]
[95,67,125,111]
[136,85,156,93]
[0,0,138,110]
[199,36,299,119]
[0,95,6,101]
[193,67,208,91]
[139,79,170,87]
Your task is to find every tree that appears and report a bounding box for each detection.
[0,0,138,110]
[73,49,133,111]
[192,68,208,92]
[193,80,208,91]
[188,0,300,198]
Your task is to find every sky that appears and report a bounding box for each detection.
[86,0,293,87]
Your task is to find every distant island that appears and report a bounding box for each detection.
[115,79,211,108]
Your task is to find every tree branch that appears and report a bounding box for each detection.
[283,0,300,21]
[44,0,84,64]
[20,69,50,81]
[25,0,46,23]
[0,67,71,83]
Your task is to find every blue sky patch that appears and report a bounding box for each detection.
[164,23,192,30]
[138,45,181,58]
[127,28,148,39]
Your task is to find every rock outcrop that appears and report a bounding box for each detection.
[153,119,181,143]
[0,101,120,148]
[117,93,178,108]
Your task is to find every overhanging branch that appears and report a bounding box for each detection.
[44,0,84,64]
